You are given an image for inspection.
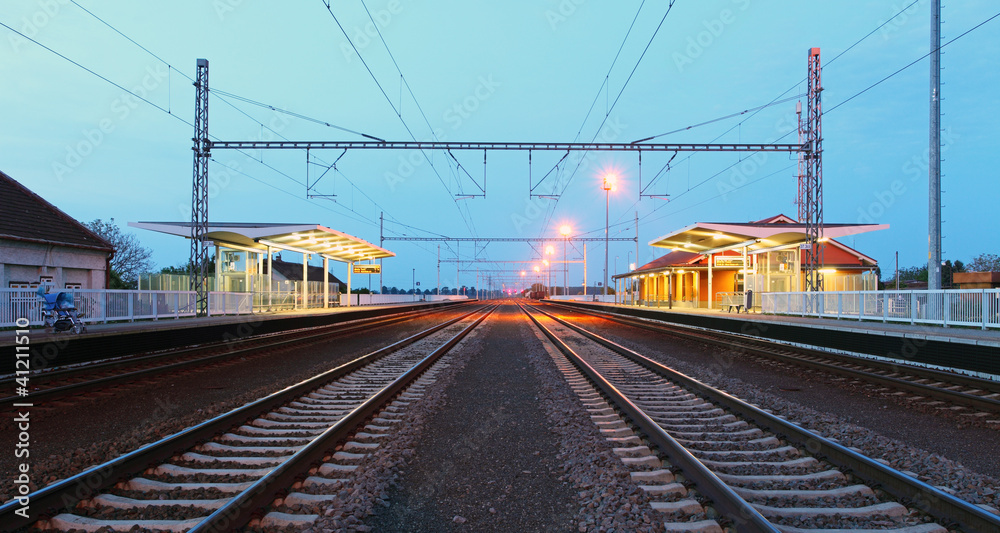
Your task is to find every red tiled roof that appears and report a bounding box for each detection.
[634,250,704,272]
[0,170,113,253]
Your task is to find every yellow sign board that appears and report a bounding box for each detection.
[353,264,381,274]
[714,256,744,267]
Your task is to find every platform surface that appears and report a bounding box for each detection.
[557,301,1000,348]
[1,301,460,347]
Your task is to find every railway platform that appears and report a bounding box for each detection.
[2,299,469,375]
[552,300,1000,377]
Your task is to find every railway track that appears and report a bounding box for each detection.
[547,302,1000,417]
[521,302,1000,532]
[0,303,496,532]
[0,302,473,407]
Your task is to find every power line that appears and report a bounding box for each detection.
[539,1,678,235]
[212,89,385,141]
[319,0,478,237]
[826,10,1000,115]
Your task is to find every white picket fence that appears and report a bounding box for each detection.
[760,289,1000,330]
[0,288,467,328]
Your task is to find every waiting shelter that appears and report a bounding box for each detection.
[614,215,887,309]
[130,222,393,308]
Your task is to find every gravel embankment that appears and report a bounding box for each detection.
[365,305,581,532]
[0,311,460,504]
[573,313,1000,515]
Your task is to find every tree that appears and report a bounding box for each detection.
[968,253,1000,272]
[83,218,153,289]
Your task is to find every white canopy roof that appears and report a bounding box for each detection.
[130,222,394,263]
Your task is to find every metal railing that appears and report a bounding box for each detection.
[760,289,1000,330]
[1,288,467,328]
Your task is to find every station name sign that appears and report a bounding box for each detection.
[353,264,381,274]
[713,256,744,267]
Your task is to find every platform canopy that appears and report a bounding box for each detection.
[130,222,394,262]
[648,216,888,255]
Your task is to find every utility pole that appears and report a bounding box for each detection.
[379,212,384,293]
[190,58,210,316]
[928,0,942,290]
[437,244,440,295]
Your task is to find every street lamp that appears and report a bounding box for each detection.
[560,224,571,297]
[411,268,415,300]
[601,173,617,299]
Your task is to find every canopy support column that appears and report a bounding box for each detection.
[302,255,309,309]
[708,255,714,310]
[266,245,273,310]
[347,261,353,307]
[323,256,329,309]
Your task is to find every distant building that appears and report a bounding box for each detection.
[0,170,113,290]
[268,256,347,293]
[953,272,1000,289]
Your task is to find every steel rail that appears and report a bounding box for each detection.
[0,303,492,529]
[191,303,497,532]
[518,303,777,533]
[0,302,474,406]
[549,302,1000,413]
[532,304,1000,533]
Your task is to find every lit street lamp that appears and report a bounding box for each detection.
[601,173,617,298]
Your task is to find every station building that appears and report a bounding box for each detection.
[1,170,113,290]
[615,215,887,309]
[131,221,392,307]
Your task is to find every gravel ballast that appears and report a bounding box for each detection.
[366,304,580,531]
[562,308,1000,515]
[0,308,468,504]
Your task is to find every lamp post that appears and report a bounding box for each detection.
[602,174,616,299]
[560,225,571,297]
[411,268,415,300]
[544,245,555,296]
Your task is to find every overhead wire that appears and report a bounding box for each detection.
[319,0,477,239]
[64,0,447,264]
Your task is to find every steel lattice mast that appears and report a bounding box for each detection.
[190,59,210,315]
[802,48,824,293]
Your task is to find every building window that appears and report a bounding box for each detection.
[64,283,82,290]
[39,276,54,287]
[8,282,31,289]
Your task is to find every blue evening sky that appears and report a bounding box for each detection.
[2,1,997,290]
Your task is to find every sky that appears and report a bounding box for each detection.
[2,1,998,291]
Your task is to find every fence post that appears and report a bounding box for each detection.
[127,292,134,322]
[983,289,989,330]
[942,291,950,327]
[910,292,917,325]
[837,293,842,319]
